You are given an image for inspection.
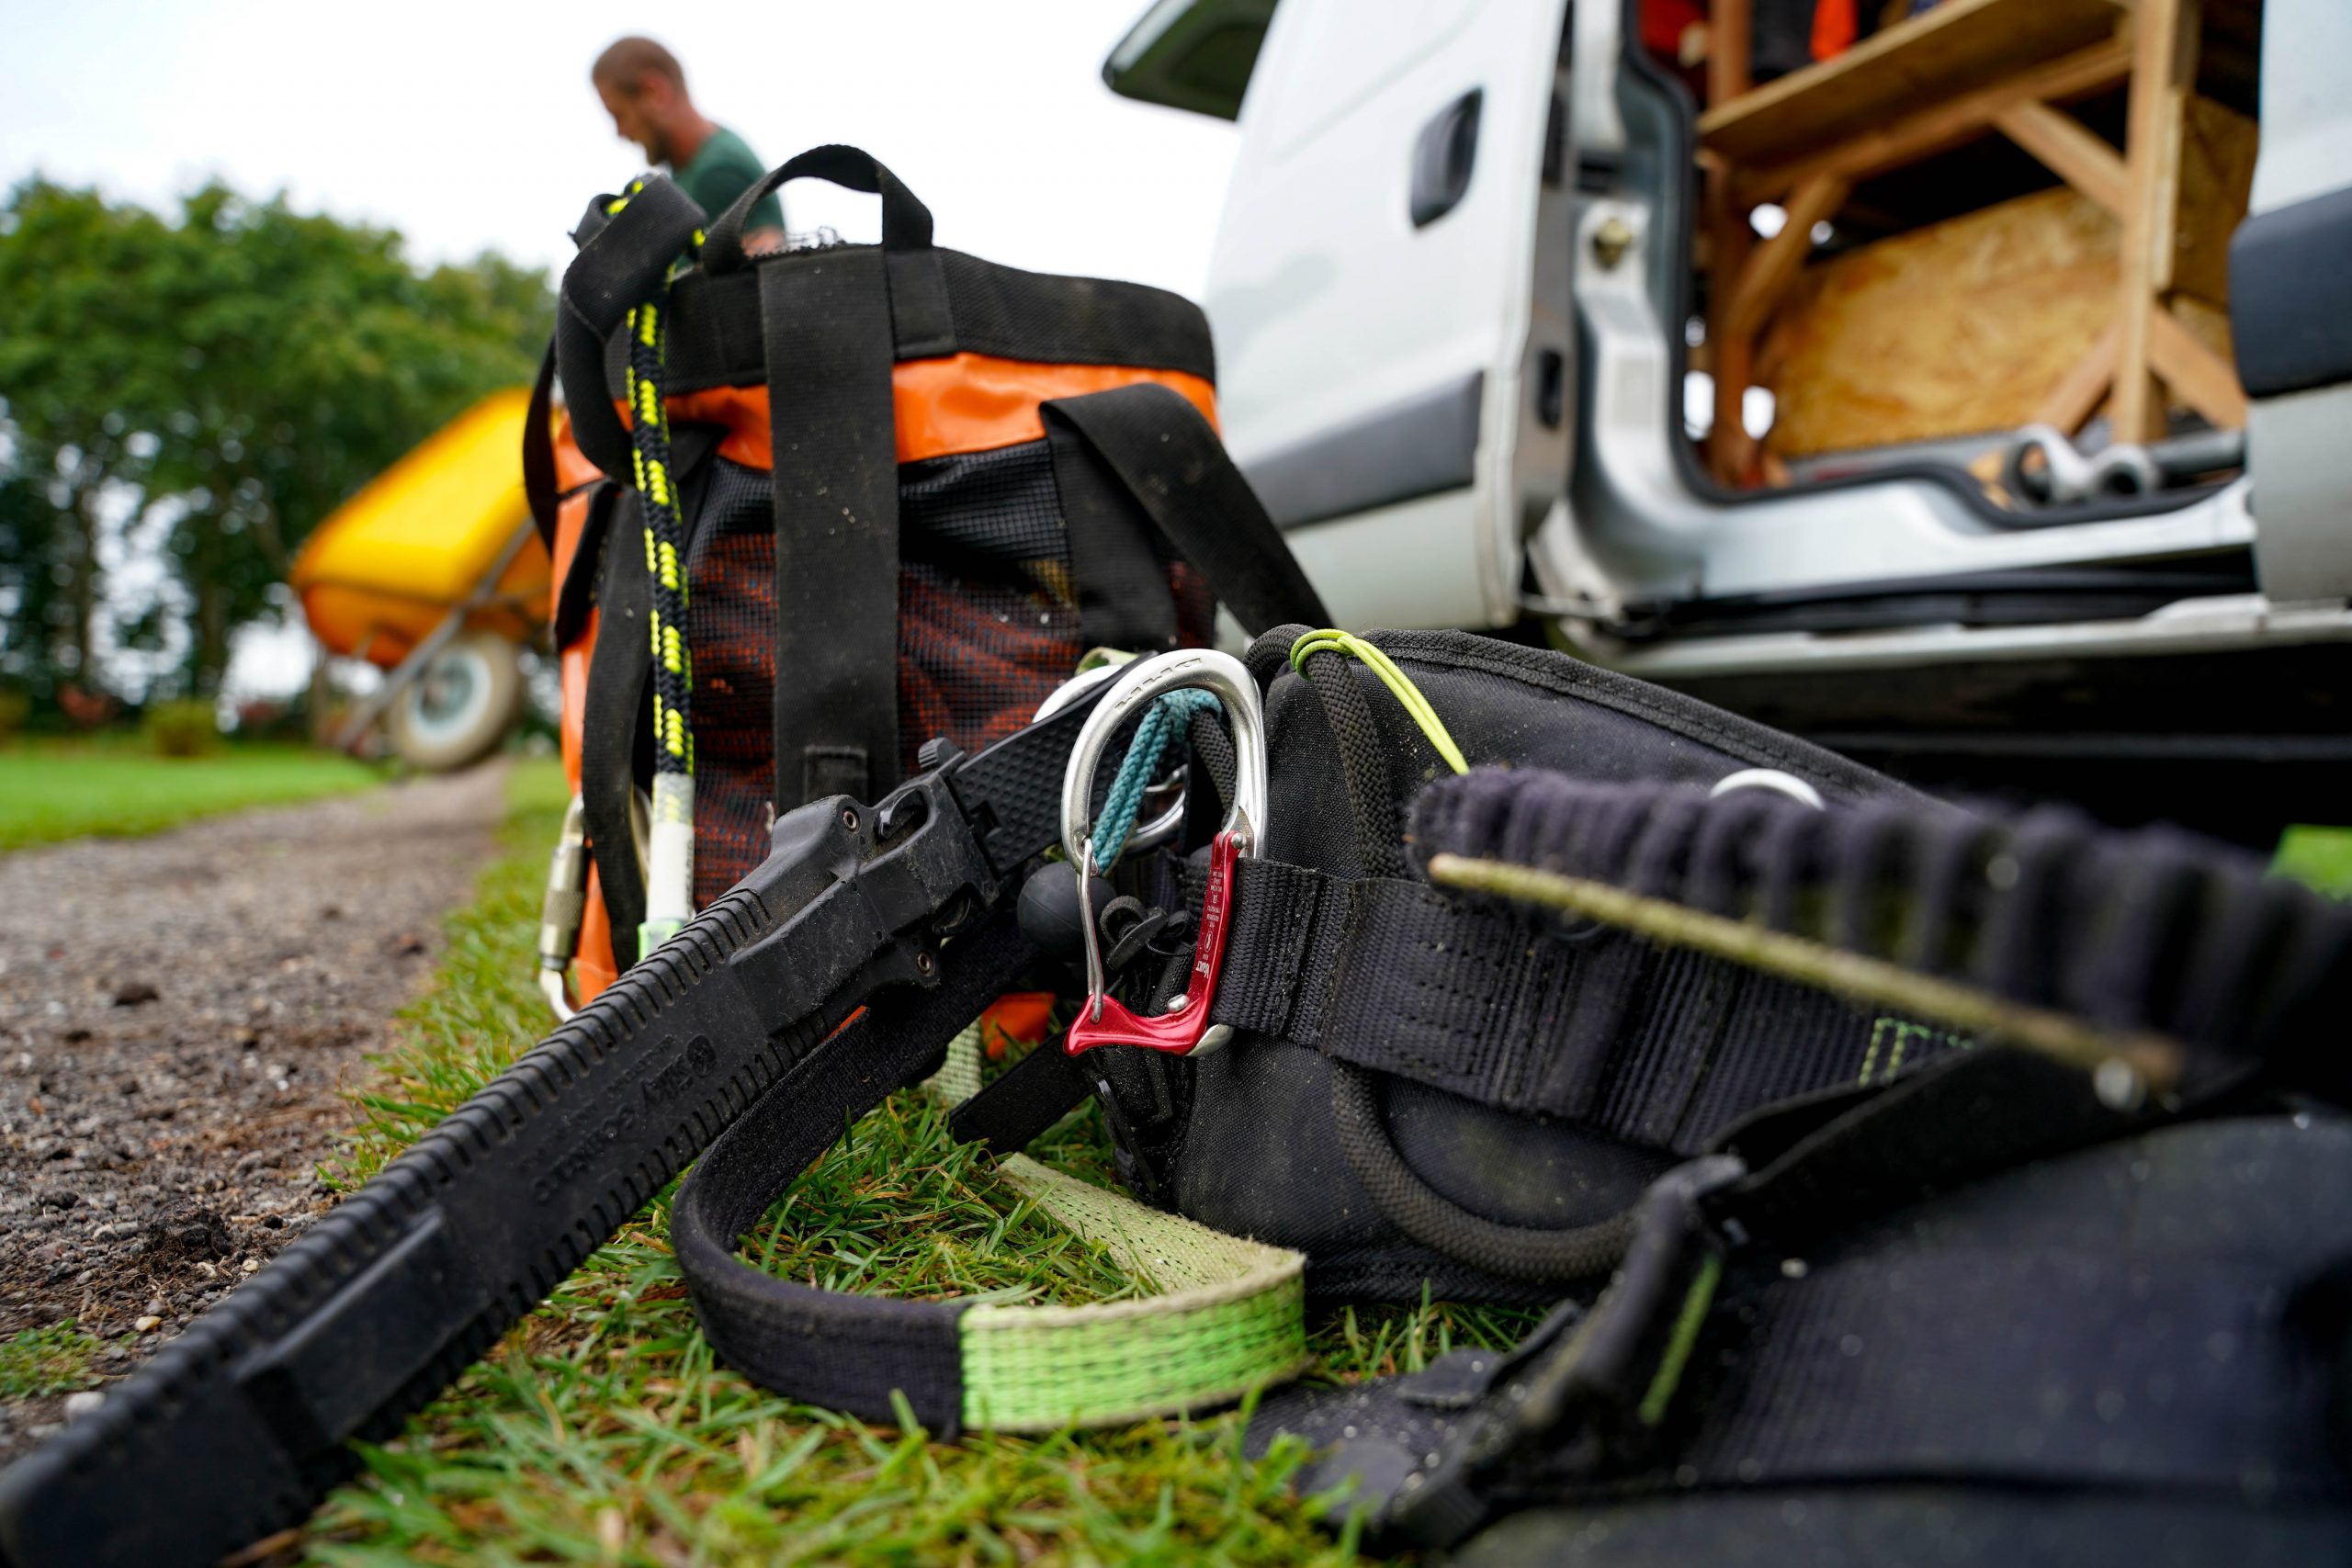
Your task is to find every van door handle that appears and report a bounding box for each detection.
[1410,88,1482,228]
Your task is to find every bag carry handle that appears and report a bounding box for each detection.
[702,143,935,273]
[555,177,706,482]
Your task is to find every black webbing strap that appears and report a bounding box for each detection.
[759,249,903,807]
[948,1033,1091,1154]
[551,479,616,652]
[671,914,1035,1438]
[718,151,946,810]
[1041,384,1330,640]
[582,489,651,968]
[523,340,560,550]
[1204,859,1891,1155]
[555,176,707,482]
[1195,768,2352,1164]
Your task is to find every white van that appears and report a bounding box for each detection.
[1107,0,2352,832]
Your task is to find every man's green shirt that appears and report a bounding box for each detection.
[674,126,783,235]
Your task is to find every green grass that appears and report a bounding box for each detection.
[283,764,2352,1563]
[2274,826,2352,900]
[0,1323,103,1399]
[306,758,1525,1564]
[0,738,381,851]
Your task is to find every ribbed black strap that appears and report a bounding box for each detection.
[1409,770,2352,1077]
[670,913,1035,1437]
[582,491,651,968]
[1041,384,1329,638]
[556,175,707,481]
[916,694,1098,878]
[759,249,903,807]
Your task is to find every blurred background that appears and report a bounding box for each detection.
[0,0,1236,745]
[1,0,2340,852]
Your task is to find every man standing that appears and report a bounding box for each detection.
[592,37,785,250]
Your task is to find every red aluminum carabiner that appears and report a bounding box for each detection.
[1054,649,1266,1059]
[1066,829,1240,1056]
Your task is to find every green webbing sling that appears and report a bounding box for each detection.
[925,1025,1309,1431]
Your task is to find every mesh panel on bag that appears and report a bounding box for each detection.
[682,437,1207,905]
[898,440,1083,807]
[684,458,780,908]
[901,443,1068,561]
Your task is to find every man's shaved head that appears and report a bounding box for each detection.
[592,36,685,97]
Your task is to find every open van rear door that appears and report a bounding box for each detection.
[1190,0,1577,630]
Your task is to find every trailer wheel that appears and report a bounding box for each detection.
[384,629,524,772]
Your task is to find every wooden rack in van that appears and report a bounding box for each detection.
[1698,0,2248,488]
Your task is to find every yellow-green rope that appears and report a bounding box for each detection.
[1289,628,1470,775]
[609,176,700,953]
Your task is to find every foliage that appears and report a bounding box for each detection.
[0,739,379,851]
[140,697,222,757]
[0,1323,102,1400]
[309,760,1533,1563]
[0,687,27,741]
[2275,826,2352,900]
[0,179,550,704]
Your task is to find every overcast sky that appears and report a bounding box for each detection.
[3,0,1241,699]
[2,0,1239,299]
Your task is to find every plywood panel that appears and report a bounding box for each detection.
[1760,157,2245,459]
[1762,188,2120,457]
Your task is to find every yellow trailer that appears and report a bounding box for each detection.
[290,388,551,770]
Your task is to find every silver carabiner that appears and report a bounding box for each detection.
[1057,648,1269,1056]
[1034,659,1190,854]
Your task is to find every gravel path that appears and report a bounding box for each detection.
[0,763,507,1458]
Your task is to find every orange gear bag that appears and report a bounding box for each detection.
[527,146,1253,1009]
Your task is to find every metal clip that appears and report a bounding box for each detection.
[536,794,590,1021]
[1034,658,1190,854]
[1059,649,1269,1056]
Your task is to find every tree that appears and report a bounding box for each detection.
[0,179,551,702]
[0,186,180,700]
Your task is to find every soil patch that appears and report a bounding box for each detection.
[0,762,506,1456]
